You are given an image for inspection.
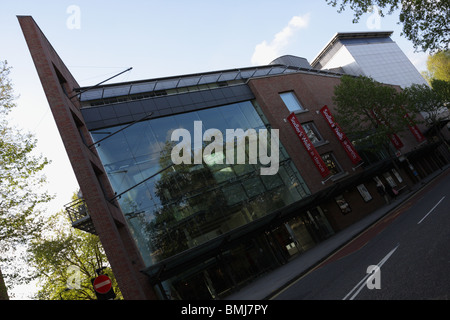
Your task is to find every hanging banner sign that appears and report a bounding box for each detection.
[320,106,362,165]
[389,133,404,149]
[370,109,404,150]
[287,113,330,178]
[404,113,425,142]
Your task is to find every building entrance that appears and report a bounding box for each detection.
[160,206,335,300]
[166,234,277,300]
[267,206,335,261]
[305,206,335,241]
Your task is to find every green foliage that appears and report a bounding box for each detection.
[422,50,450,84]
[431,79,450,105]
[403,82,447,121]
[332,75,413,154]
[27,195,123,300]
[0,61,16,114]
[429,51,450,82]
[0,61,120,300]
[403,81,449,146]
[326,0,450,52]
[0,60,53,298]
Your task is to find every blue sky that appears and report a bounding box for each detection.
[0,0,430,298]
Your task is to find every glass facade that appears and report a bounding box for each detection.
[91,100,310,267]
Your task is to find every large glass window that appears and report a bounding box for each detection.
[91,100,310,267]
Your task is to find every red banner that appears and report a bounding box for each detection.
[404,113,425,142]
[320,106,362,165]
[287,113,330,178]
[389,133,404,149]
[370,109,404,150]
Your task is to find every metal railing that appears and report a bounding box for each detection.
[65,198,96,234]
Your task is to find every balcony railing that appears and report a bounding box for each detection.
[65,198,96,234]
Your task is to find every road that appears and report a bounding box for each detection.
[273,171,450,300]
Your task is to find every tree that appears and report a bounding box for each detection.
[422,50,450,84]
[0,269,7,300]
[403,82,449,147]
[332,75,413,158]
[0,61,52,299]
[27,193,122,300]
[325,0,450,52]
[431,79,450,106]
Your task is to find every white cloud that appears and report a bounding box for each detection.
[407,50,429,73]
[251,13,311,66]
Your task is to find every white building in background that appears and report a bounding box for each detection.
[311,31,450,132]
[311,31,428,88]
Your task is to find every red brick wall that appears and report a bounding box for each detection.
[249,72,363,194]
[249,72,420,232]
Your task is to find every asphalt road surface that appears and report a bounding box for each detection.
[273,171,450,300]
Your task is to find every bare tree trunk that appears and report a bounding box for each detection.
[0,268,9,300]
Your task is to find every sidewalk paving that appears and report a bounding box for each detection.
[225,166,450,300]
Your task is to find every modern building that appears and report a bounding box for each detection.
[311,31,428,88]
[19,17,449,300]
[311,31,450,149]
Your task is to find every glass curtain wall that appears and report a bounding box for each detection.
[91,100,310,267]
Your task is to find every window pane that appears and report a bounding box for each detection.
[321,153,342,175]
[223,184,247,206]
[302,122,323,145]
[212,166,236,183]
[92,127,130,164]
[123,121,160,158]
[197,108,227,133]
[242,177,266,198]
[238,101,265,129]
[261,173,283,190]
[149,116,179,151]
[219,103,248,130]
[280,92,304,112]
[174,112,201,131]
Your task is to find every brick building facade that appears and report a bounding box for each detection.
[19,16,449,300]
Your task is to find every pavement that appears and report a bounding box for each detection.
[225,165,450,300]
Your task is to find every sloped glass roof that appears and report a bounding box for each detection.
[76,64,341,102]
